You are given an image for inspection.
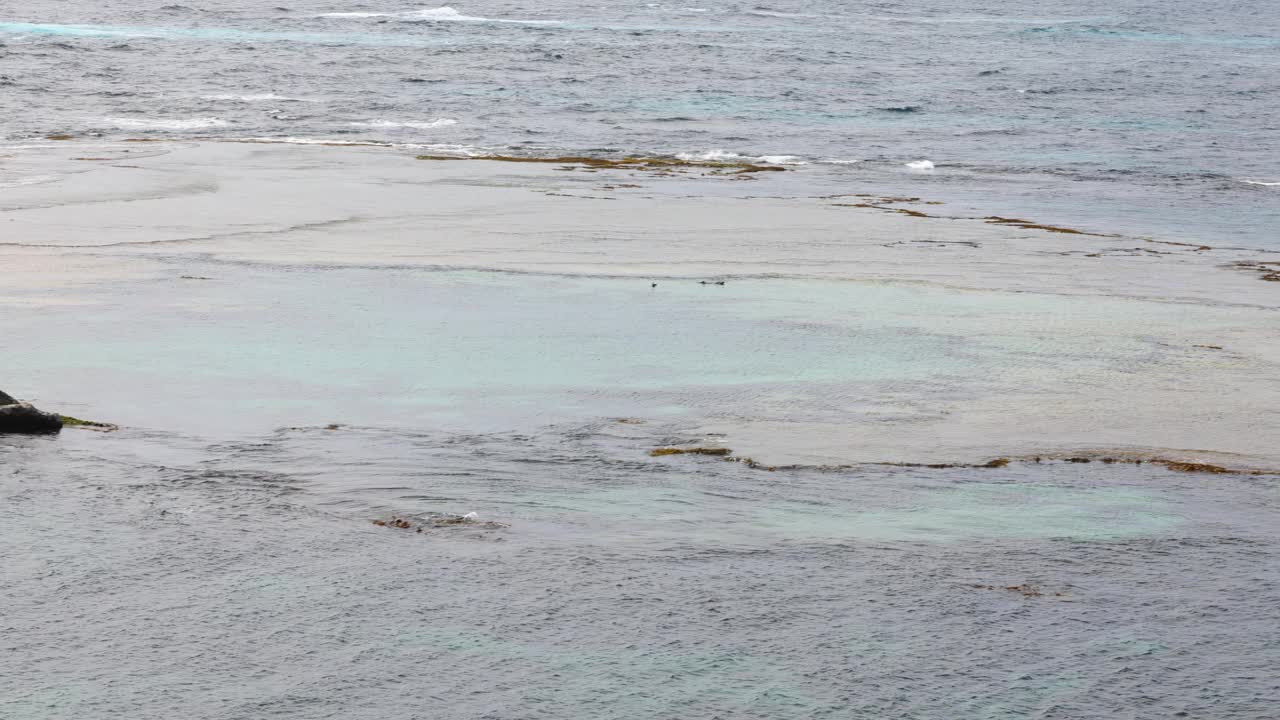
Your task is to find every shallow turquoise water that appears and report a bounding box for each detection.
[3,267,1174,438]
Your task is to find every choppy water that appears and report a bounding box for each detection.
[2,0,1279,245]
[5,425,1280,719]
[4,3,1280,717]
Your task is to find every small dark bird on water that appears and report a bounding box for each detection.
[651,282,657,288]
[715,281,725,286]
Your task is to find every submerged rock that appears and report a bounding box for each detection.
[649,447,732,457]
[59,415,119,432]
[0,391,64,434]
[372,513,509,533]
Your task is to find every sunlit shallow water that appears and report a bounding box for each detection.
[4,263,1275,465]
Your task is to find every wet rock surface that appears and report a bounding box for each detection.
[0,391,63,434]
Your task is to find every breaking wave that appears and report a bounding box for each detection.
[318,6,561,25]
[105,117,228,130]
[676,149,807,165]
[347,118,459,129]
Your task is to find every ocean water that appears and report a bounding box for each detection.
[1,0,1278,245]
[4,426,1279,720]
[3,3,1280,718]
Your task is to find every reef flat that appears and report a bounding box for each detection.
[2,141,1277,469]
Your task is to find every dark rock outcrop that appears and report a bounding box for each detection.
[0,391,64,434]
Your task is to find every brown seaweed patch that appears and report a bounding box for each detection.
[59,415,118,432]
[973,583,1067,599]
[983,216,1094,235]
[415,154,787,174]
[72,157,113,161]
[650,447,733,457]
[654,446,1278,476]
[831,200,1116,240]
[615,418,646,425]
[1005,583,1043,598]
[46,134,76,141]
[1018,454,1275,476]
[373,514,508,533]
[1230,260,1280,283]
[894,208,933,218]
[1070,247,1172,258]
[1156,461,1236,475]
[1146,238,1214,251]
[730,456,779,471]
[878,458,1012,470]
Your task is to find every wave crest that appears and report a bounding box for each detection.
[318,6,560,25]
[676,150,807,165]
[348,118,458,130]
[105,117,228,130]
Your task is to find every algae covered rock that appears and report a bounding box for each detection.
[59,415,119,432]
[0,390,63,434]
[649,447,732,457]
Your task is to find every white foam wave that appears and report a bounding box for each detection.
[106,117,228,130]
[1240,179,1280,187]
[906,159,935,170]
[758,154,806,165]
[234,137,390,146]
[676,150,807,165]
[347,118,458,130]
[229,137,486,155]
[747,9,818,19]
[319,6,559,24]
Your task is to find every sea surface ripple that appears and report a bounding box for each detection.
[1,0,1278,245]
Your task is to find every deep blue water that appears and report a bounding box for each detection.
[2,0,1278,245]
